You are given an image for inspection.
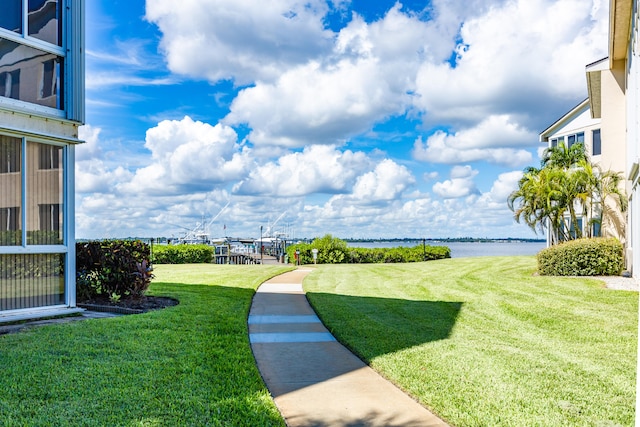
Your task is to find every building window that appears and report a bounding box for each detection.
[562,216,584,240]
[551,133,585,149]
[39,203,60,232]
[0,0,61,46]
[28,141,63,245]
[28,0,62,46]
[0,37,63,109]
[0,207,20,231]
[0,1,22,34]
[592,129,602,156]
[39,58,57,100]
[0,136,21,173]
[0,136,22,246]
[0,138,65,246]
[567,132,585,148]
[38,143,60,169]
[0,69,20,99]
[0,206,21,245]
[0,253,64,310]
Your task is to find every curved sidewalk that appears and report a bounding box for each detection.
[248,268,450,427]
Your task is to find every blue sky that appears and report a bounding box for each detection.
[78,0,609,240]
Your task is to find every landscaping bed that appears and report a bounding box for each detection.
[78,295,179,314]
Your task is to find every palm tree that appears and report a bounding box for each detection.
[541,141,587,169]
[508,166,570,242]
[507,167,541,231]
[508,142,627,244]
[588,165,628,238]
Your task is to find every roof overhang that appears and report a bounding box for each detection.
[585,57,609,119]
[609,0,633,65]
[539,98,590,142]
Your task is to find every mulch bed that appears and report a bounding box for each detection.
[0,296,180,335]
[77,296,179,314]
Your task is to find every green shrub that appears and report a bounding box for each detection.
[349,245,451,263]
[537,237,624,276]
[313,234,349,264]
[76,240,153,301]
[286,242,314,265]
[152,244,214,264]
[286,235,451,264]
[286,235,350,265]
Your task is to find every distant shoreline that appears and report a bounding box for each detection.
[78,237,546,244]
[348,240,546,257]
[342,237,545,243]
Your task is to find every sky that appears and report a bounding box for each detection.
[78,0,609,240]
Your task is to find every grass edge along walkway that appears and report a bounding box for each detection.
[303,256,638,427]
[0,264,293,427]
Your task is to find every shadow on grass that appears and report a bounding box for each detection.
[306,292,463,361]
[0,282,287,427]
[249,281,461,425]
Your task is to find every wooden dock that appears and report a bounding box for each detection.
[214,253,281,265]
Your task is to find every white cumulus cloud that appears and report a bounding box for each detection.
[233,145,370,196]
[145,0,335,85]
[122,116,250,195]
[432,165,480,198]
[411,115,537,167]
[414,0,608,130]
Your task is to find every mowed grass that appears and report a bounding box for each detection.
[303,256,638,427]
[0,264,292,427]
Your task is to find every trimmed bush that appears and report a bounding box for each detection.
[349,245,451,263]
[152,244,214,264]
[287,242,314,265]
[287,235,349,265]
[537,237,624,276]
[76,240,153,301]
[286,235,451,264]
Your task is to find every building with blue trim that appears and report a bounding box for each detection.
[0,0,84,321]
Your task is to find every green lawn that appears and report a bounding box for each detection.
[0,259,636,426]
[0,264,292,427]
[303,256,638,427]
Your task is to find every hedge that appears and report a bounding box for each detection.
[349,245,451,263]
[286,235,451,264]
[152,244,214,264]
[537,237,624,276]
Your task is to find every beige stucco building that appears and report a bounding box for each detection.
[539,98,626,245]
[540,0,638,276]
[599,0,638,277]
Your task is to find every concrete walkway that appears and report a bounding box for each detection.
[248,268,450,427]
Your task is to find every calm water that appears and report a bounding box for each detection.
[347,241,546,258]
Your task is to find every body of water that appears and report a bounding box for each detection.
[347,241,547,258]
